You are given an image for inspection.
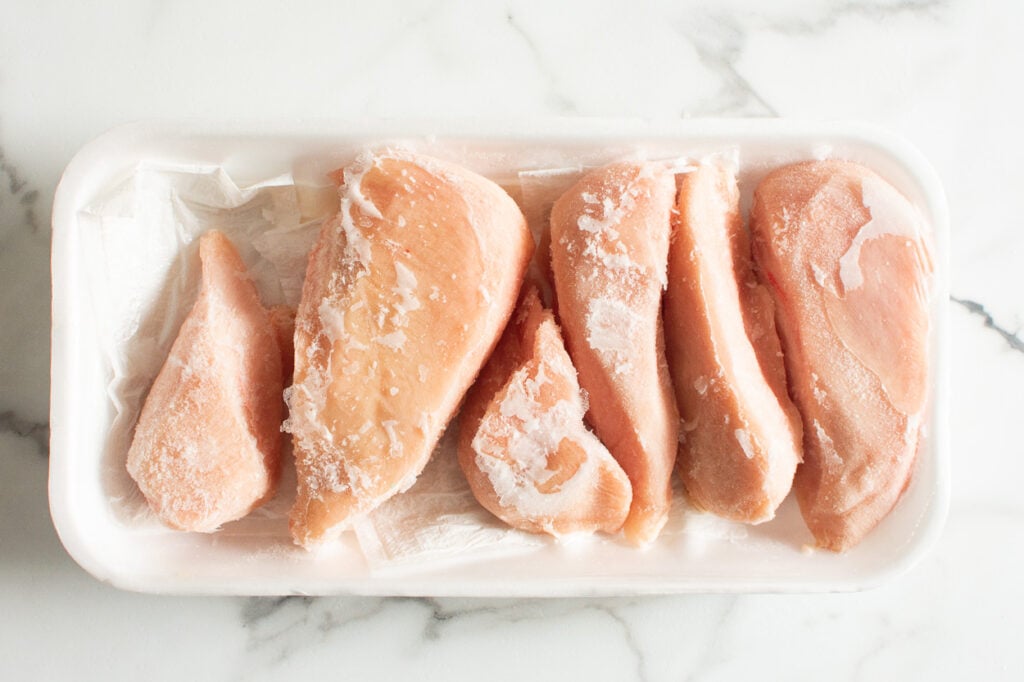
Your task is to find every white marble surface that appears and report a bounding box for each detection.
[1,0,1021,679]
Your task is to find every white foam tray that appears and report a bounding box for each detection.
[49,119,950,596]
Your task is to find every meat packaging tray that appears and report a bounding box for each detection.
[49,119,949,595]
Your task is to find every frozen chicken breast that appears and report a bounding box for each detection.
[665,162,803,523]
[126,230,284,532]
[549,161,680,545]
[458,285,632,536]
[287,151,534,549]
[750,160,932,551]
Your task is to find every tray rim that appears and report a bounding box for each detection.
[48,118,951,596]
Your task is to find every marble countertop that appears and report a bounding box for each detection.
[2,1,1021,679]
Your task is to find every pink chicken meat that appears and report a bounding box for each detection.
[664,163,803,523]
[287,151,534,549]
[458,285,632,536]
[750,160,932,551]
[126,230,284,532]
[549,161,680,545]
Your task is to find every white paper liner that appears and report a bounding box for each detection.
[352,424,546,573]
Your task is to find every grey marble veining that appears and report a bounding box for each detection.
[236,595,668,680]
[0,410,49,456]
[0,145,43,234]
[758,0,950,36]
[675,12,780,117]
[505,11,579,115]
[951,297,1024,354]
[0,140,51,430]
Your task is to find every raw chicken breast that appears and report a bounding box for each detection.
[665,163,803,523]
[458,285,632,536]
[288,151,533,549]
[750,160,932,551]
[549,161,680,544]
[126,230,284,532]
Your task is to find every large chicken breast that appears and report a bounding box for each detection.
[750,160,932,551]
[288,151,533,549]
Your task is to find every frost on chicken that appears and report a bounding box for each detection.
[585,296,642,375]
[463,294,632,537]
[838,175,928,294]
[549,161,678,545]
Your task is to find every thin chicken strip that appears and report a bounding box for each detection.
[665,162,803,523]
[549,161,679,545]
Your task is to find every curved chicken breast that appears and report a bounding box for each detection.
[458,285,632,536]
[549,161,679,545]
[665,163,802,523]
[750,160,932,551]
[126,230,284,532]
[287,151,534,549]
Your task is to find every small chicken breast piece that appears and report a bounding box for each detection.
[126,230,284,532]
[549,161,680,545]
[459,285,632,536]
[750,160,932,551]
